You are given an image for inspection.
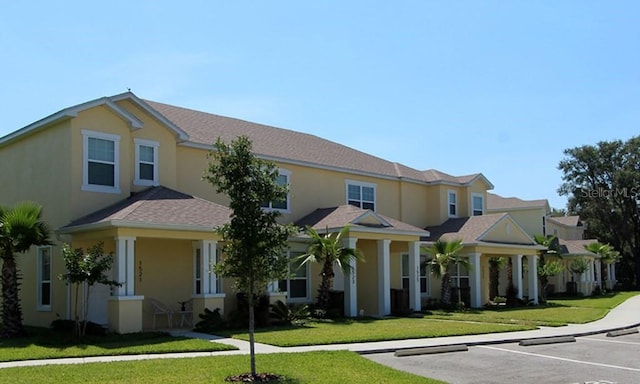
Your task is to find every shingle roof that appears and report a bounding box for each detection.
[559,239,599,257]
[295,205,429,236]
[547,215,582,227]
[423,169,482,184]
[425,213,510,243]
[486,193,549,211]
[60,186,231,232]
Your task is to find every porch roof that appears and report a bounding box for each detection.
[59,186,231,233]
[559,239,599,257]
[295,205,430,237]
[424,213,542,249]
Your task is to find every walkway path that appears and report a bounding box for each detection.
[1,295,639,368]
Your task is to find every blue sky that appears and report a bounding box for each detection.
[1,1,638,209]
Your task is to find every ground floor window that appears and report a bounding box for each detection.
[278,251,309,301]
[401,254,430,295]
[37,246,52,310]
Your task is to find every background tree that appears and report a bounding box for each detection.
[569,257,590,283]
[423,238,469,307]
[59,242,120,337]
[584,242,621,289]
[0,201,50,338]
[204,135,296,379]
[558,136,640,289]
[534,234,562,303]
[298,225,363,312]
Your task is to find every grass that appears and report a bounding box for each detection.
[0,329,236,362]
[0,350,446,384]
[220,291,639,346]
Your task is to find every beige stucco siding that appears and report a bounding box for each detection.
[497,209,545,238]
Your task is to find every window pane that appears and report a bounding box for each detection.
[289,280,307,298]
[348,184,360,200]
[362,202,375,210]
[277,174,288,186]
[278,279,288,292]
[139,145,154,162]
[459,277,470,288]
[41,283,51,306]
[473,195,482,209]
[88,137,114,162]
[88,162,115,186]
[362,186,374,202]
[41,250,51,278]
[401,254,409,277]
[195,281,202,295]
[449,192,456,204]
[139,163,154,180]
[402,277,409,290]
[271,198,287,210]
[420,277,427,293]
[449,204,456,216]
[348,200,362,208]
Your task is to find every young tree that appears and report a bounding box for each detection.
[558,136,640,289]
[534,234,562,302]
[488,257,506,300]
[59,242,120,337]
[423,238,468,307]
[297,225,363,312]
[0,201,50,338]
[204,136,297,379]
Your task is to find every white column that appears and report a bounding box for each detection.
[512,255,523,299]
[115,237,136,296]
[469,253,482,308]
[611,262,617,283]
[527,255,539,304]
[344,237,358,317]
[377,240,391,316]
[595,260,602,288]
[408,241,421,312]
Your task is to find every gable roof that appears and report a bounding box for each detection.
[486,192,549,212]
[425,213,538,246]
[295,205,429,237]
[547,215,583,227]
[559,239,599,257]
[422,169,494,189]
[59,186,231,233]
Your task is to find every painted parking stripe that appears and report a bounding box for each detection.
[477,346,640,373]
[580,337,640,346]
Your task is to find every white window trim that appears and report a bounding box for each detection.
[81,129,121,194]
[402,253,430,297]
[345,179,377,211]
[447,190,458,218]
[451,262,470,288]
[193,247,202,295]
[471,192,484,216]
[37,246,52,311]
[134,138,160,186]
[262,168,291,213]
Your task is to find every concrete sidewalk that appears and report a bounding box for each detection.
[1,294,639,369]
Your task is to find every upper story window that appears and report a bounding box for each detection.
[472,193,484,216]
[37,246,52,311]
[82,130,120,194]
[448,190,457,217]
[134,138,159,186]
[346,180,376,211]
[260,169,291,212]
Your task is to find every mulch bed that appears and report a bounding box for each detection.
[225,373,284,382]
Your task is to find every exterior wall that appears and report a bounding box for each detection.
[398,181,430,228]
[355,240,379,316]
[546,221,584,240]
[502,209,546,237]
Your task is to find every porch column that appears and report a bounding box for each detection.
[115,237,136,296]
[110,237,143,333]
[377,239,391,316]
[469,253,482,308]
[527,254,539,304]
[408,241,421,311]
[344,237,358,317]
[512,255,523,299]
[595,259,602,288]
[611,262,617,284]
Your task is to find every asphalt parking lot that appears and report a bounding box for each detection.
[365,332,640,384]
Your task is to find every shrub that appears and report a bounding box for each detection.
[269,300,310,326]
[194,308,227,333]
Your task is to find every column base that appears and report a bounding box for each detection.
[108,295,144,334]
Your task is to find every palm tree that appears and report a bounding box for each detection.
[0,202,50,338]
[488,257,506,300]
[584,242,620,289]
[298,226,363,311]
[423,238,468,307]
[533,234,561,303]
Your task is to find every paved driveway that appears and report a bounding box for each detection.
[365,332,640,384]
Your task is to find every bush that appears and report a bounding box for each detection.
[194,308,227,333]
[269,300,310,326]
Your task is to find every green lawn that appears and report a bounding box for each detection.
[0,351,445,384]
[0,330,236,362]
[221,291,639,346]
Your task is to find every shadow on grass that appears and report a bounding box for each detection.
[0,327,193,351]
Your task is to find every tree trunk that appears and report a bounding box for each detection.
[316,259,334,310]
[489,263,500,299]
[248,302,256,376]
[1,251,26,338]
[441,272,451,306]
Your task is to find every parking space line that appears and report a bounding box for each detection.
[580,337,640,346]
[477,346,640,372]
